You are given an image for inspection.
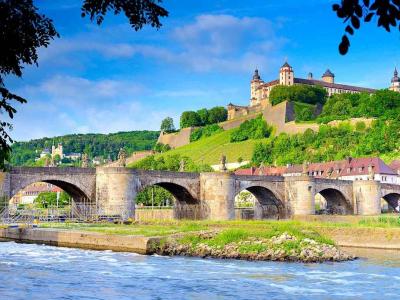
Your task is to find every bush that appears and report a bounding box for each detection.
[132,154,213,172]
[355,121,366,132]
[251,119,400,166]
[153,143,171,153]
[269,85,327,106]
[190,124,223,142]
[230,115,272,142]
[317,90,400,122]
[294,102,316,122]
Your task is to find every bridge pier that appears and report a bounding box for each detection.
[353,180,381,215]
[285,176,315,216]
[0,172,10,201]
[200,173,235,220]
[96,168,135,219]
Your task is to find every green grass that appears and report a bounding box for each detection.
[150,128,269,165]
[358,216,400,228]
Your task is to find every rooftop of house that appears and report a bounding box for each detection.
[23,183,63,194]
[235,157,398,178]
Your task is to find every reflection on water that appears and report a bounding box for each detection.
[0,241,399,300]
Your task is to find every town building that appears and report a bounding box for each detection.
[9,182,63,206]
[390,68,400,92]
[40,148,51,158]
[64,152,81,161]
[235,157,400,185]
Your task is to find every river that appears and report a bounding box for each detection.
[0,242,399,300]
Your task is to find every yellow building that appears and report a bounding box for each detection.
[51,143,64,159]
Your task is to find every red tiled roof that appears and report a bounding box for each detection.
[257,79,279,89]
[235,157,397,178]
[235,166,286,176]
[23,183,63,194]
[389,160,400,172]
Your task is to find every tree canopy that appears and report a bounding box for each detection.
[34,191,70,208]
[160,117,175,133]
[317,89,400,123]
[333,0,400,54]
[230,115,273,142]
[252,118,400,167]
[180,106,228,129]
[0,0,58,169]
[269,85,327,106]
[0,0,169,170]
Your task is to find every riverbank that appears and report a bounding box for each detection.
[3,218,400,262]
[0,220,357,262]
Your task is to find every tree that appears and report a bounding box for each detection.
[180,111,202,128]
[135,185,174,206]
[0,1,57,169]
[1,0,169,170]
[269,85,327,106]
[333,0,400,55]
[34,191,70,208]
[53,154,61,164]
[208,106,228,124]
[196,108,209,126]
[160,117,175,133]
[81,0,168,30]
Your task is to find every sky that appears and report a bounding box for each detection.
[5,0,400,141]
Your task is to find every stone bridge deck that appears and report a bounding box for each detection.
[0,167,400,220]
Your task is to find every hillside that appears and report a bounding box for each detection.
[130,116,400,169]
[134,128,266,166]
[11,131,159,166]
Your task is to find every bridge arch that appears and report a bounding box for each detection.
[136,178,204,219]
[10,178,92,203]
[381,192,400,212]
[8,167,96,204]
[235,184,286,219]
[314,187,353,215]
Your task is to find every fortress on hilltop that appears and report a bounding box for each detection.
[227,62,399,120]
[158,62,399,149]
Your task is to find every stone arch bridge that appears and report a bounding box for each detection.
[0,167,399,220]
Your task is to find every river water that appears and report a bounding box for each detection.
[0,242,399,300]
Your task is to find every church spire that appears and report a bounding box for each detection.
[392,67,399,83]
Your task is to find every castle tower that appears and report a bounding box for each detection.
[279,61,294,86]
[389,67,400,92]
[250,69,263,106]
[322,69,335,84]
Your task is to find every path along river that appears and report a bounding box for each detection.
[0,241,399,300]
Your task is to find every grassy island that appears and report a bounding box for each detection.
[40,220,357,263]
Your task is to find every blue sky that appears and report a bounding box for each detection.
[5,0,400,141]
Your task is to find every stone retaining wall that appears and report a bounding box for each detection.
[0,228,158,254]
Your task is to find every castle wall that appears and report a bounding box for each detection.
[220,113,260,130]
[157,127,194,149]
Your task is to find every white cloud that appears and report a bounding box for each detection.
[9,75,179,141]
[38,14,287,73]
